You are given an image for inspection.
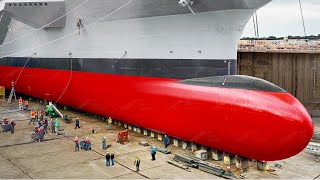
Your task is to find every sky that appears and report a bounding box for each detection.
[242,0,320,38]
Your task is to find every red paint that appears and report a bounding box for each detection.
[0,66,314,161]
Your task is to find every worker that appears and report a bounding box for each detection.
[39,126,45,142]
[51,119,55,133]
[85,137,91,151]
[18,97,23,110]
[151,147,156,161]
[24,100,29,111]
[37,120,42,128]
[54,119,60,135]
[134,156,140,172]
[2,117,8,124]
[39,108,44,121]
[164,135,170,148]
[29,109,36,125]
[34,126,39,133]
[10,120,16,134]
[75,117,80,129]
[110,152,115,166]
[11,80,15,90]
[35,109,38,121]
[43,118,48,133]
[107,117,112,129]
[226,166,232,176]
[105,152,110,167]
[102,137,107,150]
[74,137,80,152]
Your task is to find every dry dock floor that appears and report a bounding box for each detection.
[0,99,319,179]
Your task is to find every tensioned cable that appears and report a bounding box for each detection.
[3,0,134,58]
[252,15,257,38]
[0,0,89,48]
[254,12,259,38]
[298,0,307,37]
[15,54,35,84]
[54,54,73,104]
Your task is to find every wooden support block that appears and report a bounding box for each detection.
[124,123,128,129]
[158,134,163,141]
[213,150,224,161]
[182,141,188,150]
[143,130,148,136]
[236,156,249,171]
[224,153,236,165]
[113,120,117,125]
[200,145,208,151]
[128,125,132,130]
[150,131,157,138]
[173,139,179,147]
[117,121,121,126]
[136,127,141,133]
[191,143,198,152]
[133,126,137,132]
[257,161,268,171]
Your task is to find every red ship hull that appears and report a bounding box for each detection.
[0,66,314,161]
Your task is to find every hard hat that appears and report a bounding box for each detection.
[86,137,88,139]
[75,136,78,139]
[104,137,106,139]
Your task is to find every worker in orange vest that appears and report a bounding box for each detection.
[18,97,23,110]
[25,100,29,111]
[29,109,36,125]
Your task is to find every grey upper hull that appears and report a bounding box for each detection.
[0,0,271,60]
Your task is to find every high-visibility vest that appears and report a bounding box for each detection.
[31,112,35,118]
[25,101,29,105]
[19,99,23,104]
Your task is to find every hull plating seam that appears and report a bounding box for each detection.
[0,57,237,79]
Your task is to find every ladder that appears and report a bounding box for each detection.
[7,88,17,104]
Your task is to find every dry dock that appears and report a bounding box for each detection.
[0,99,320,179]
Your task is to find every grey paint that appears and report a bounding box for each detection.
[4,0,66,28]
[0,0,271,60]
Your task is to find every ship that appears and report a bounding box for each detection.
[0,0,314,161]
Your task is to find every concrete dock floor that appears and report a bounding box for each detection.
[0,99,319,179]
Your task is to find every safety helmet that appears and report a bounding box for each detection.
[86,137,89,139]
[75,136,78,139]
[104,137,106,139]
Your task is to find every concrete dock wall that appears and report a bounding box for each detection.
[238,51,320,109]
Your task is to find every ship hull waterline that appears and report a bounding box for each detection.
[0,65,314,161]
